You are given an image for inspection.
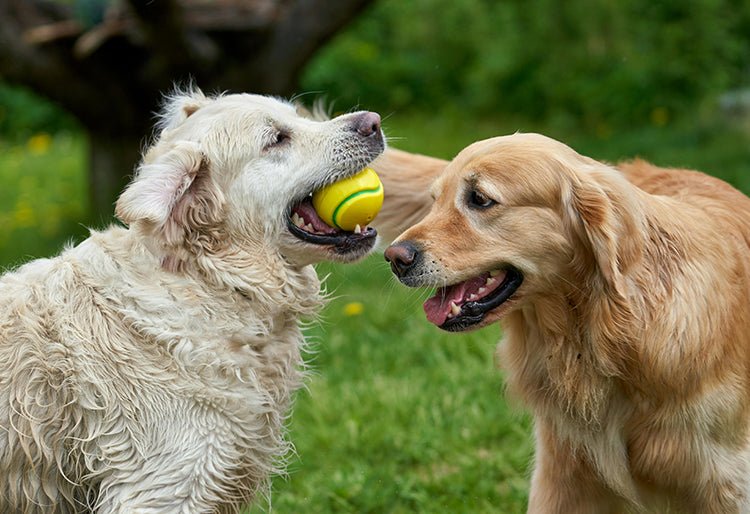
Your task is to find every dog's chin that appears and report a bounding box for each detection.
[421,267,524,332]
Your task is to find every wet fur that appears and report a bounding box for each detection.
[0,89,387,513]
[386,134,750,513]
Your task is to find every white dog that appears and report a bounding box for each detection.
[0,89,385,512]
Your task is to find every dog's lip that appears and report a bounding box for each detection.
[423,267,523,331]
[289,196,339,235]
[286,196,377,252]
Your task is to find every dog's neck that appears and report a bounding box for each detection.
[500,178,741,424]
[500,181,661,427]
[501,295,616,428]
[85,226,323,342]
[131,222,323,318]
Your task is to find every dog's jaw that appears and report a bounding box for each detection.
[424,268,524,331]
[285,213,378,263]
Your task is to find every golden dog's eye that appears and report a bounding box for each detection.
[468,189,496,209]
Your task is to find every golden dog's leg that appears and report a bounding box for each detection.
[527,423,623,514]
[371,148,447,245]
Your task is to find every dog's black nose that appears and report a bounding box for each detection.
[384,241,419,277]
[354,112,381,137]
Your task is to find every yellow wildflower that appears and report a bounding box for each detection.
[650,107,669,127]
[13,200,36,228]
[343,301,364,316]
[27,133,52,155]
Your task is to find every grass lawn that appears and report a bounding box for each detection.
[252,256,531,513]
[1,113,748,513]
[0,132,89,270]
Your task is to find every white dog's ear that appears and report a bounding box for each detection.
[116,141,203,225]
[157,87,209,132]
[564,167,643,296]
[116,141,224,246]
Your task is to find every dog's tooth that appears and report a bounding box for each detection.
[450,302,461,316]
[469,294,477,301]
[490,270,501,277]
[486,277,496,286]
[478,287,486,294]
[354,224,362,234]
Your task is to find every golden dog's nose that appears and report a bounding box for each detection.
[384,241,418,277]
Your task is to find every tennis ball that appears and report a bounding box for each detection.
[312,167,384,231]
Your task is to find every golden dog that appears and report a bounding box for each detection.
[383,133,750,513]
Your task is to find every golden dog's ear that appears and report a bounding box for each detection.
[115,141,224,247]
[563,167,643,296]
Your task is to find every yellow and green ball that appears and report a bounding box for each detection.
[312,167,384,231]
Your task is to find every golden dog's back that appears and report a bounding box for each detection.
[620,159,750,222]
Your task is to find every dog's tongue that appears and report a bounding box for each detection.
[423,275,488,326]
[294,201,337,234]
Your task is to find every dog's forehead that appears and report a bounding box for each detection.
[222,93,296,112]
[437,147,508,193]
[431,134,575,204]
[458,135,581,179]
[200,94,299,124]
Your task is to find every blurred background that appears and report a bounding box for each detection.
[1,0,749,512]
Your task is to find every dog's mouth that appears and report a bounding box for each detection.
[286,195,377,256]
[423,267,523,331]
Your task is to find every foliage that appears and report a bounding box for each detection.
[303,0,750,128]
[2,0,749,139]
[0,84,78,143]
[0,133,88,268]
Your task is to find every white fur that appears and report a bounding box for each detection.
[0,89,383,512]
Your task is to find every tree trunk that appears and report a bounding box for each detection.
[87,132,142,221]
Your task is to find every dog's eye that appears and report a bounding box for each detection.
[273,131,290,146]
[265,130,290,150]
[468,190,496,209]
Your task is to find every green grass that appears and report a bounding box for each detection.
[1,114,748,513]
[0,132,89,269]
[251,258,532,513]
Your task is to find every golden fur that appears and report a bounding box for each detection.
[371,148,447,245]
[385,133,750,513]
[0,89,387,513]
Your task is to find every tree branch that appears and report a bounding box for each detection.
[125,0,190,58]
[246,0,376,93]
[0,1,148,134]
[0,1,85,97]
[124,0,218,72]
[0,0,380,215]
